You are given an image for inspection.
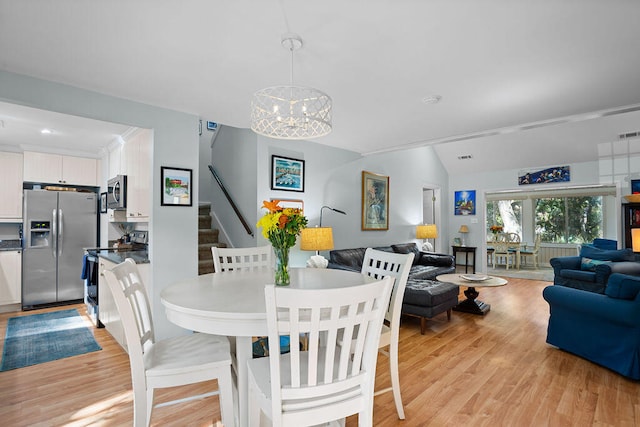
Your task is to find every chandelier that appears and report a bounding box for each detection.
[251,33,332,140]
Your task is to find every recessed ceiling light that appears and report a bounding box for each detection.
[40,128,52,134]
[422,95,442,105]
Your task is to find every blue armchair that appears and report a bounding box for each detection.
[543,273,640,379]
[549,245,640,294]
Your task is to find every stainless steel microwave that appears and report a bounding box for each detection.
[107,175,127,210]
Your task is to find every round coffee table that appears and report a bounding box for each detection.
[436,273,508,315]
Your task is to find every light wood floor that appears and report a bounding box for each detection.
[1,277,638,426]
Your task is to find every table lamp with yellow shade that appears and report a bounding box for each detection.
[458,225,469,246]
[300,227,335,268]
[416,224,438,252]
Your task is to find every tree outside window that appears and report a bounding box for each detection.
[486,200,522,238]
[535,196,602,243]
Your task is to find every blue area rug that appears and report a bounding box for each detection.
[0,308,101,371]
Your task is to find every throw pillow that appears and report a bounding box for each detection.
[580,257,608,271]
[579,245,635,262]
[391,243,420,266]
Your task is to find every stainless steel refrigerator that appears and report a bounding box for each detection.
[22,189,98,308]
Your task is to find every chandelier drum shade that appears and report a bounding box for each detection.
[250,33,332,140]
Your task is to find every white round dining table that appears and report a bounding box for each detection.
[160,267,374,427]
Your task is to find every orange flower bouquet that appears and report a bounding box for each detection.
[256,200,308,285]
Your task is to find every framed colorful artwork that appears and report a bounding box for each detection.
[362,170,389,230]
[518,165,570,185]
[454,190,476,215]
[161,166,192,206]
[271,155,305,192]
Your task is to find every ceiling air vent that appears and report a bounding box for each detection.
[457,154,473,160]
[619,131,640,139]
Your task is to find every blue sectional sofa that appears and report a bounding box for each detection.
[543,273,640,379]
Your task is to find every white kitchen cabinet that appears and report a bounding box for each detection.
[0,152,23,220]
[24,151,98,186]
[0,251,22,306]
[108,143,124,178]
[124,129,152,221]
[98,257,151,352]
[98,258,126,351]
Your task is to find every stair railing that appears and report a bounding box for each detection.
[208,164,254,237]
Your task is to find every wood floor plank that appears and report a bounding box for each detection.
[0,276,638,426]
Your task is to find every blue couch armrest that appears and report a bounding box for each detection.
[595,261,640,284]
[543,284,640,326]
[549,256,581,274]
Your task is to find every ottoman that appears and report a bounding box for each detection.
[402,279,459,334]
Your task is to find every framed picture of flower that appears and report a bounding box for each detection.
[161,166,192,206]
[271,155,305,192]
[362,170,389,230]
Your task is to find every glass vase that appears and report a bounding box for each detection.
[273,246,291,286]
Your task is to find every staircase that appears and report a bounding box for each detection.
[198,203,226,275]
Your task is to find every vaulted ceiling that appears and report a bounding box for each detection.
[1,1,640,175]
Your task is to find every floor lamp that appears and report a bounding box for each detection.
[416,224,438,252]
[632,228,640,253]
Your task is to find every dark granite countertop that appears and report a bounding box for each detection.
[0,239,22,251]
[87,248,149,264]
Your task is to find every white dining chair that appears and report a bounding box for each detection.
[104,258,235,427]
[520,234,541,268]
[246,277,394,427]
[360,248,414,420]
[492,240,516,269]
[212,246,273,272]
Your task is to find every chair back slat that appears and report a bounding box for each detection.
[361,248,413,329]
[212,246,273,272]
[264,277,393,422]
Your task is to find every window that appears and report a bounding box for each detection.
[534,196,603,244]
[486,200,522,238]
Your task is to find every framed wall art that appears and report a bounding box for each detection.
[99,192,107,214]
[454,190,476,215]
[161,166,192,206]
[271,155,305,192]
[362,170,389,230]
[273,198,304,213]
[518,165,570,185]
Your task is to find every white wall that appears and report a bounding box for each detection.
[0,70,198,340]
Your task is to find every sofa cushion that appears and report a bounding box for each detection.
[391,243,420,265]
[328,248,367,271]
[579,245,634,262]
[560,269,597,282]
[404,279,459,307]
[580,257,609,271]
[605,274,640,300]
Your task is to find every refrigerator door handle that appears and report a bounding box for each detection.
[58,208,64,256]
[52,208,57,258]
